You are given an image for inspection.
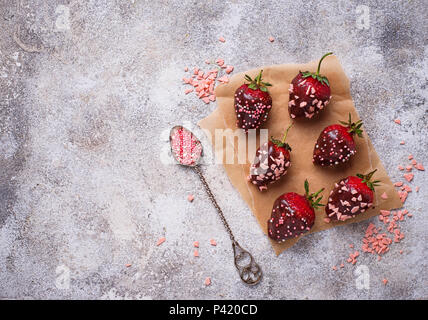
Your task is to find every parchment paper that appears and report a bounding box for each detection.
[198,55,402,255]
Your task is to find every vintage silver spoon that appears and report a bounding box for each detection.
[169,125,262,285]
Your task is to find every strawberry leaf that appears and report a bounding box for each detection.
[356,169,379,191]
[340,113,364,138]
[270,136,292,151]
[248,83,257,90]
[243,70,272,93]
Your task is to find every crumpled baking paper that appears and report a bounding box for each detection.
[198,55,402,255]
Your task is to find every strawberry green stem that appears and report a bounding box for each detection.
[356,169,380,191]
[364,169,378,181]
[281,124,293,144]
[256,70,263,86]
[316,52,333,76]
[304,179,325,209]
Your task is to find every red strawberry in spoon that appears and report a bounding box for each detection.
[268,180,324,241]
[313,113,363,167]
[288,52,333,120]
[325,170,380,222]
[248,125,293,191]
[235,70,272,132]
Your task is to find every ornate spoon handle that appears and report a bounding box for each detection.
[193,165,262,285]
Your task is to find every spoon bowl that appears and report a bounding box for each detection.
[170,126,203,167]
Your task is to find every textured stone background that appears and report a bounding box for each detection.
[0,0,427,299]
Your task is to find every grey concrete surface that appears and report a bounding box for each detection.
[0,0,427,299]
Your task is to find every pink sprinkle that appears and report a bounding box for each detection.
[194,249,199,257]
[340,263,344,268]
[399,250,403,254]
[381,192,388,200]
[184,88,193,95]
[215,58,224,66]
[217,75,229,83]
[184,67,189,72]
[400,141,405,145]
[187,194,194,202]
[394,119,401,125]
[324,217,331,223]
[404,173,414,182]
[193,241,199,248]
[268,36,275,42]
[380,210,390,216]
[402,184,412,192]
[332,266,337,271]
[397,165,404,171]
[351,206,360,214]
[209,239,217,246]
[382,278,388,285]
[225,65,234,74]
[415,186,420,192]
[156,237,166,246]
[204,277,211,286]
[415,163,425,171]
[349,244,354,249]
[394,181,403,187]
[405,165,413,172]
[218,36,226,43]
[408,154,413,160]
[125,264,131,268]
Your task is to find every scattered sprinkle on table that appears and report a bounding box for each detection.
[218,36,225,43]
[205,277,211,286]
[193,241,199,248]
[225,65,234,74]
[209,239,217,246]
[182,59,233,104]
[415,163,425,171]
[157,237,166,246]
[382,279,388,285]
[194,249,199,257]
[268,36,275,42]
[125,264,131,268]
[404,173,414,182]
[394,119,401,124]
[187,194,194,202]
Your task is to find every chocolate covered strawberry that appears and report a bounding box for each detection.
[248,125,293,191]
[268,180,324,241]
[325,170,380,222]
[313,113,363,167]
[235,70,272,132]
[288,52,333,119]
